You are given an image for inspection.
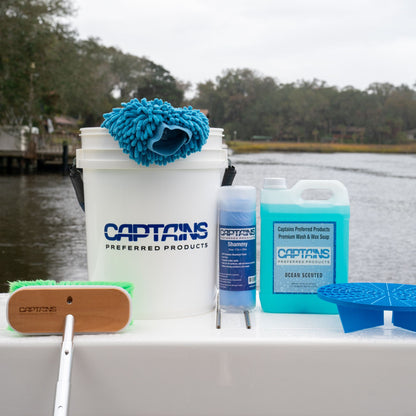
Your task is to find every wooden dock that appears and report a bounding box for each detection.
[0,129,79,173]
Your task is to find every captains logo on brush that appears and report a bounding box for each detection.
[101,98,210,166]
[19,306,57,313]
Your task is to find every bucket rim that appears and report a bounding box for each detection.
[79,126,224,135]
[76,148,228,170]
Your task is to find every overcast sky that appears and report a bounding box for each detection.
[70,0,416,93]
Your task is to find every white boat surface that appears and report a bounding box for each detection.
[1,292,416,416]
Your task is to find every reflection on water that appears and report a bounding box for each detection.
[0,152,415,292]
[232,152,416,285]
[0,174,87,292]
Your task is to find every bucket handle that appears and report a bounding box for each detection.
[68,160,85,211]
[68,158,236,212]
[222,159,236,186]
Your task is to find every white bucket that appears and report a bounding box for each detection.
[77,127,228,319]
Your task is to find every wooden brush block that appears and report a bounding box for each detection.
[7,286,131,334]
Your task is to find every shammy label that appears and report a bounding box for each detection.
[273,222,336,294]
[219,225,256,291]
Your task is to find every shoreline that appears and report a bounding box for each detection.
[227,140,416,154]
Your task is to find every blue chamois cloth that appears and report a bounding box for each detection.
[101,98,210,166]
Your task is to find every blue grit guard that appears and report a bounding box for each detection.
[317,283,416,333]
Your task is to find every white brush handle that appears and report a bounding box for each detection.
[54,314,74,416]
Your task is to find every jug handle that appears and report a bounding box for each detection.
[292,180,349,205]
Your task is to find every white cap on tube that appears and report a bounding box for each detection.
[218,186,256,212]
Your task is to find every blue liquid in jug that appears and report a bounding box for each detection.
[260,191,349,314]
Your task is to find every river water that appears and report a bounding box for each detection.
[0,152,415,292]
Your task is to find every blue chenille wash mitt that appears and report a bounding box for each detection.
[101,98,210,166]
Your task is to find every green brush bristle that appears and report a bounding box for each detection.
[9,280,58,292]
[9,279,134,297]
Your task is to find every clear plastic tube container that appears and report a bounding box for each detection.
[218,186,257,311]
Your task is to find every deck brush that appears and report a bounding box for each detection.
[7,279,134,416]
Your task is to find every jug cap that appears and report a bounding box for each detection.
[263,177,287,189]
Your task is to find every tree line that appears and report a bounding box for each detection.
[1,0,416,144]
[0,0,186,130]
[192,69,416,144]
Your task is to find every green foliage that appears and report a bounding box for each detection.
[1,0,416,145]
[192,72,416,144]
[104,49,184,107]
[0,0,185,128]
[0,0,75,125]
[192,69,279,140]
